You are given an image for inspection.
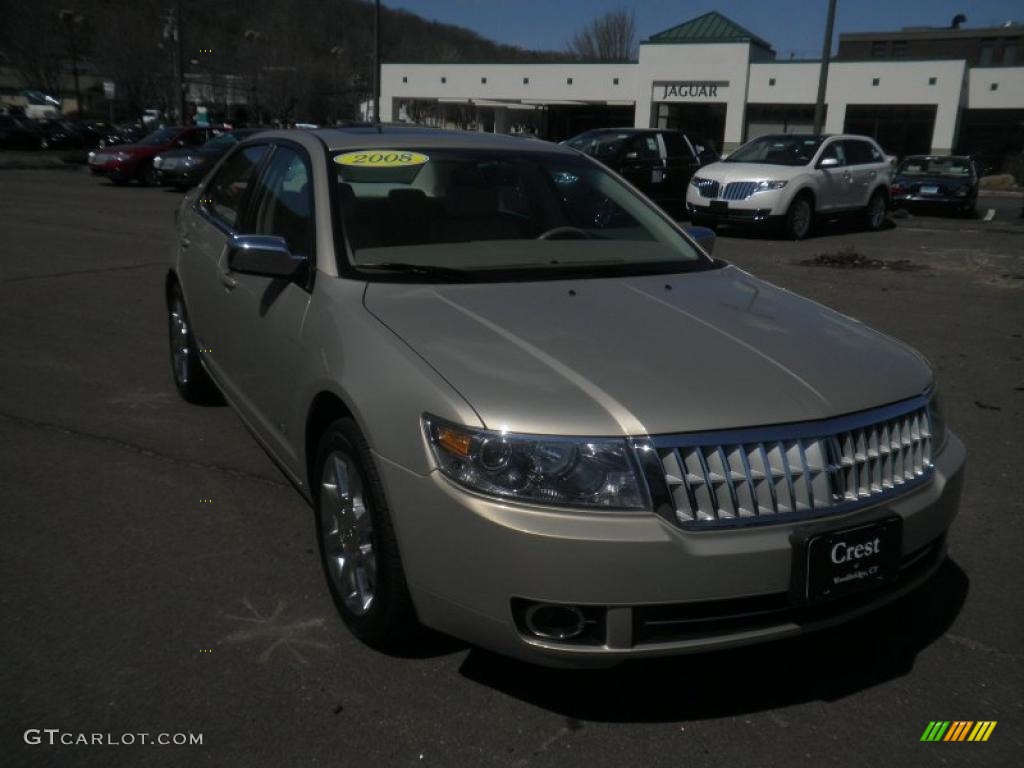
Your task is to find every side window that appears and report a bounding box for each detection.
[203,144,268,228]
[819,141,847,166]
[186,130,207,146]
[660,132,693,160]
[249,146,314,257]
[629,135,659,160]
[842,140,873,166]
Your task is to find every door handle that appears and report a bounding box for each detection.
[220,272,237,290]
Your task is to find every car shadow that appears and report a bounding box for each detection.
[457,558,968,722]
[706,216,897,242]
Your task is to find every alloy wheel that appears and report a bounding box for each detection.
[869,195,886,228]
[320,451,376,616]
[792,200,811,238]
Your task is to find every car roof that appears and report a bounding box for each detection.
[250,125,574,155]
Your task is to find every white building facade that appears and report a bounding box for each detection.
[380,11,1024,163]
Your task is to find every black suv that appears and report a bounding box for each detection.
[565,128,718,216]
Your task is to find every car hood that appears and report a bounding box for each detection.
[698,161,808,183]
[363,266,932,436]
[160,145,226,160]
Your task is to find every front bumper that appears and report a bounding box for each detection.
[893,194,973,210]
[379,431,965,667]
[155,165,204,187]
[685,186,788,226]
[89,158,134,180]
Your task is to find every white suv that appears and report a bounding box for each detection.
[685,134,892,239]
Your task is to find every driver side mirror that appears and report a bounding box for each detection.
[818,157,840,168]
[227,234,306,278]
[685,225,715,255]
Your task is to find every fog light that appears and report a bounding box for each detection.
[524,604,586,640]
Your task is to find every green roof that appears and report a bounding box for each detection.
[644,11,774,50]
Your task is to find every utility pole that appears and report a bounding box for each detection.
[373,0,381,123]
[58,10,83,116]
[812,0,837,135]
[176,0,186,124]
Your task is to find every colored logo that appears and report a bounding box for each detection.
[920,721,997,742]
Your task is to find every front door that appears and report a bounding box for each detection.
[216,143,316,466]
[179,143,269,397]
[815,140,856,211]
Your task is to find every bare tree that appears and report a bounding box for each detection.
[568,9,637,61]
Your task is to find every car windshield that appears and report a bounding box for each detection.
[725,135,824,166]
[897,156,972,177]
[565,132,632,159]
[140,127,180,145]
[332,148,709,279]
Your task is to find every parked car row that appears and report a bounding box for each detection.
[88,125,264,188]
[0,113,151,151]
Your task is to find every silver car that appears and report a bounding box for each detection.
[167,127,964,667]
[686,134,893,239]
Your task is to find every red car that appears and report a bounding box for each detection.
[88,126,215,185]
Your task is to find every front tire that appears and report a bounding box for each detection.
[167,284,220,404]
[864,190,888,231]
[315,418,417,648]
[785,195,814,240]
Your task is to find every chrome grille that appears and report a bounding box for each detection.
[650,402,933,528]
[694,178,719,199]
[722,181,758,200]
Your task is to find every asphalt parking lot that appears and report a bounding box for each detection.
[1,168,1022,767]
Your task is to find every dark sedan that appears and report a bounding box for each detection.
[154,129,260,189]
[565,128,718,216]
[891,155,979,216]
[0,114,44,150]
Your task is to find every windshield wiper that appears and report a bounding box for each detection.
[356,262,471,280]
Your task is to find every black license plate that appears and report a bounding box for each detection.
[710,200,729,212]
[791,516,902,603]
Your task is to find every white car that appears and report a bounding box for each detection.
[685,134,892,239]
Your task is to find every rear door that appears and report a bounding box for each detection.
[179,143,269,398]
[658,130,700,206]
[617,133,663,199]
[215,142,316,464]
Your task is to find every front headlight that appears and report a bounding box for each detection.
[928,389,947,453]
[689,176,704,188]
[113,151,130,162]
[755,179,788,191]
[954,186,969,197]
[182,155,198,167]
[423,415,648,510]
[153,155,163,168]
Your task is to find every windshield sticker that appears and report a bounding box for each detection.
[334,150,429,168]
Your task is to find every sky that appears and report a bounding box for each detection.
[382,0,1022,58]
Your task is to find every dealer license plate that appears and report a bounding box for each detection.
[791,516,902,603]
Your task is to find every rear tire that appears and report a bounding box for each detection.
[314,418,418,649]
[785,195,814,240]
[167,284,221,405]
[864,190,888,231]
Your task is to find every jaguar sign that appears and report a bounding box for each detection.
[654,81,728,101]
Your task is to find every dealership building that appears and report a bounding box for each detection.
[380,11,1024,166]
